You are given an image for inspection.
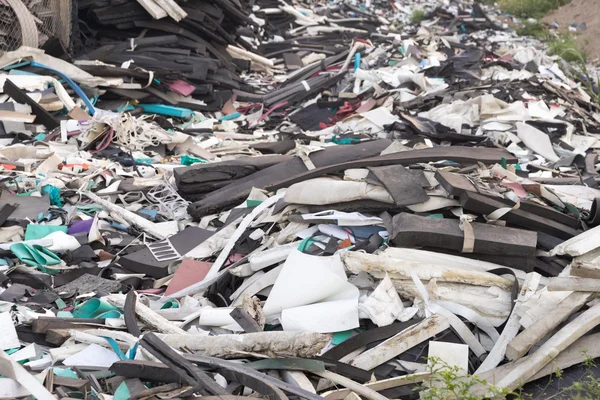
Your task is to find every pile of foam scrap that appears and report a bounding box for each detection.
[0,0,600,398]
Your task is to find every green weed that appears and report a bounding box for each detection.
[413,356,600,399]
[411,9,426,25]
[516,21,550,39]
[538,26,598,105]
[415,357,525,399]
[547,33,588,63]
[560,374,600,400]
[549,354,600,400]
[498,0,570,19]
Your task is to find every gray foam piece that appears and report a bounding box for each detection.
[0,191,51,220]
[0,102,26,133]
[119,226,215,278]
[56,274,122,295]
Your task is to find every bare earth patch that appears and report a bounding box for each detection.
[543,0,600,61]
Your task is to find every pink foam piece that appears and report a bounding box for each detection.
[168,80,196,97]
[164,259,212,297]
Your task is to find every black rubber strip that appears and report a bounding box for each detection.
[140,333,228,396]
[321,319,422,360]
[0,203,17,227]
[124,290,141,337]
[110,360,183,383]
[185,353,321,400]
[314,357,372,382]
[3,79,60,129]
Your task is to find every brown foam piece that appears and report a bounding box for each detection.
[164,259,212,297]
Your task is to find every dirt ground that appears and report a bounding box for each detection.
[543,0,600,62]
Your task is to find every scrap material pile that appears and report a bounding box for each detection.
[1,0,600,398]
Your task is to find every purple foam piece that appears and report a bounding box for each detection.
[68,219,94,234]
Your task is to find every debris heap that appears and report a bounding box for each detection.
[0,0,598,399]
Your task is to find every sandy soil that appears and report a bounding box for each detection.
[543,0,600,62]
